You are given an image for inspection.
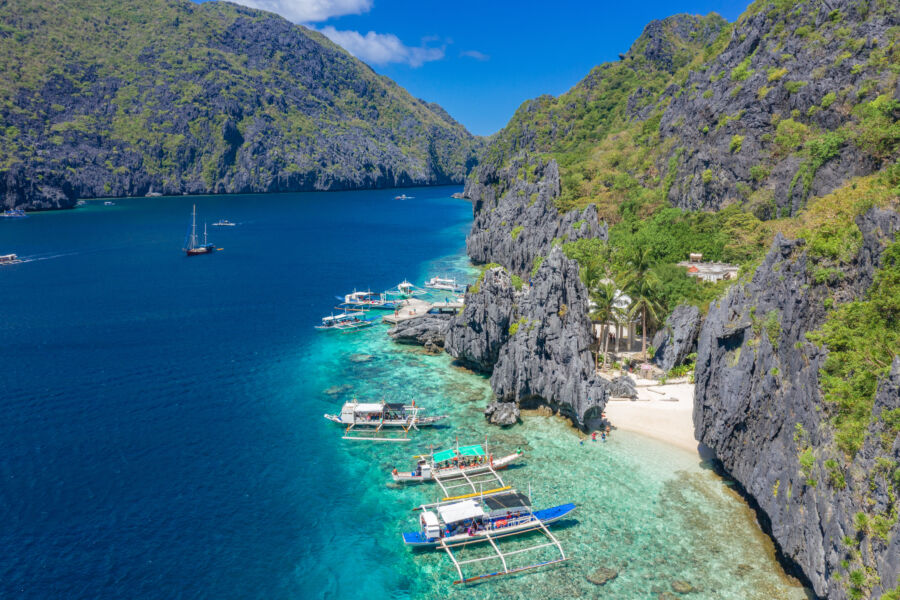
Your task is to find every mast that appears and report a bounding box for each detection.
[203,222,208,246]
[190,204,198,249]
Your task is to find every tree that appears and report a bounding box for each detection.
[588,277,622,370]
[623,246,664,356]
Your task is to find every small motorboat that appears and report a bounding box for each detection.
[0,209,27,218]
[212,220,236,227]
[104,201,115,206]
[395,194,415,200]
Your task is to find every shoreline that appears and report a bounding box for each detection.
[603,382,700,456]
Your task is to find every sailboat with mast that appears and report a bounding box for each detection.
[183,204,216,256]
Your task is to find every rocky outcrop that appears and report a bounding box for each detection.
[651,304,702,372]
[660,0,897,217]
[0,0,479,210]
[484,401,520,426]
[607,375,638,399]
[490,247,609,429]
[388,314,451,353]
[463,155,606,276]
[694,207,900,599]
[445,267,516,372]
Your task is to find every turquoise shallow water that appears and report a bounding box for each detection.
[0,188,807,599]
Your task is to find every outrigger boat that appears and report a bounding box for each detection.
[324,400,447,442]
[386,280,425,299]
[392,443,523,485]
[402,489,575,584]
[315,311,377,331]
[394,194,414,200]
[337,289,398,310]
[424,276,464,293]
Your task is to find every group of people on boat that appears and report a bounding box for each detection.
[440,511,526,539]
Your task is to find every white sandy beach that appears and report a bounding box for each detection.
[603,381,699,455]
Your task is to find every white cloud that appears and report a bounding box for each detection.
[319,26,445,67]
[460,50,489,61]
[234,0,372,23]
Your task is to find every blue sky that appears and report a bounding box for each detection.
[217,0,750,136]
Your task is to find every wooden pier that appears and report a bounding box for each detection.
[382,299,433,324]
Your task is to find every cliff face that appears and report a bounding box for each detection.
[463,156,606,276]
[490,246,609,429]
[694,207,900,599]
[0,0,479,209]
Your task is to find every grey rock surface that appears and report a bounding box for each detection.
[652,304,702,372]
[608,375,638,399]
[693,208,900,599]
[483,401,520,426]
[490,247,609,429]
[444,268,516,373]
[463,155,606,277]
[388,314,451,350]
[586,566,619,586]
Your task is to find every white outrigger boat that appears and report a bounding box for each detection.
[386,280,426,299]
[402,490,575,584]
[424,276,464,293]
[392,443,523,485]
[324,400,447,441]
[337,289,398,310]
[314,311,377,331]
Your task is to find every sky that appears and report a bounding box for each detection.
[209,0,750,136]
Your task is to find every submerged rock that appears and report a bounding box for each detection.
[323,384,352,396]
[490,247,609,429]
[483,401,519,426]
[348,353,374,363]
[671,579,694,594]
[608,375,638,399]
[651,304,701,372]
[586,566,619,586]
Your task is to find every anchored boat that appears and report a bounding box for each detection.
[324,400,447,442]
[212,219,235,227]
[392,443,523,485]
[315,311,377,331]
[402,490,575,584]
[0,209,27,218]
[424,276,464,293]
[184,205,216,256]
[338,289,398,310]
[386,280,425,299]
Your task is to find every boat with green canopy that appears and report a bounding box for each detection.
[391,441,523,489]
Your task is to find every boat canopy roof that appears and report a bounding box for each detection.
[432,444,485,463]
[421,511,439,527]
[483,492,531,511]
[438,500,485,524]
[349,402,385,413]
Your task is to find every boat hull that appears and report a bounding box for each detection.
[324,413,447,427]
[401,504,576,548]
[392,452,521,483]
[185,245,216,256]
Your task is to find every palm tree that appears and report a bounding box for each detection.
[623,246,664,357]
[589,278,621,370]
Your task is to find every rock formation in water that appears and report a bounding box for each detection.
[0,0,479,210]
[651,304,702,371]
[388,314,450,353]
[694,206,900,599]
[489,247,609,429]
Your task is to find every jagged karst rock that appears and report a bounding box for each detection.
[0,0,480,210]
[483,401,520,426]
[652,304,702,372]
[463,155,607,277]
[388,314,451,350]
[444,268,517,372]
[586,566,619,586]
[490,247,609,429]
[694,208,900,599]
[608,375,638,399]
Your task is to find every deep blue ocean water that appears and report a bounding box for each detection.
[1,188,809,599]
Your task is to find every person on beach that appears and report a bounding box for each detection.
[591,431,598,442]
